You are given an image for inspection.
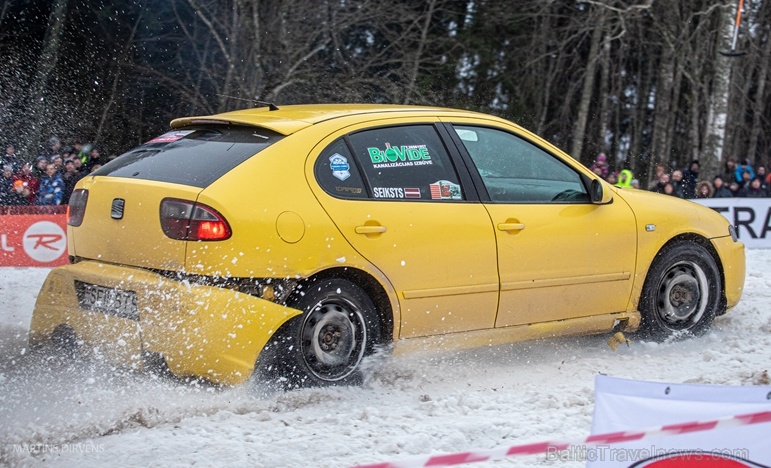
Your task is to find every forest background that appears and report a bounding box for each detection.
[1,0,769,185]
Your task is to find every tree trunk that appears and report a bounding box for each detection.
[747,25,771,166]
[570,8,604,161]
[703,2,735,178]
[24,0,68,155]
[403,0,437,104]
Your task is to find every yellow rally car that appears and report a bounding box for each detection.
[29,104,745,386]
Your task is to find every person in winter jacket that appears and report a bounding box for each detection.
[12,163,38,204]
[734,159,755,187]
[589,153,609,179]
[712,176,733,198]
[614,169,634,188]
[36,163,65,205]
[746,178,767,198]
[681,160,700,199]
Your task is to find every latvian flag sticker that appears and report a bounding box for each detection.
[404,187,421,198]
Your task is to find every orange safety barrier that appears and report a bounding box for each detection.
[0,208,69,267]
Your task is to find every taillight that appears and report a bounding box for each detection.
[159,198,231,241]
[67,189,89,226]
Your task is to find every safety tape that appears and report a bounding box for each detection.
[351,410,771,468]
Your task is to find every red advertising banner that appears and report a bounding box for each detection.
[0,213,69,267]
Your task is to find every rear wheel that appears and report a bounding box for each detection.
[637,242,722,340]
[257,278,381,388]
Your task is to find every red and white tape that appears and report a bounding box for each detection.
[351,410,771,468]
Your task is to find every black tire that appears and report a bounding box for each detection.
[637,242,722,341]
[257,278,381,388]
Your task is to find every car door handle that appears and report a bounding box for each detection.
[355,225,387,234]
[497,223,525,231]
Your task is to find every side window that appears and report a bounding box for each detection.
[347,125,464,201]
[315,138,368,199]
[454,125,589,203]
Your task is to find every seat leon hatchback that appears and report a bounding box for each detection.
[30,104,745,387]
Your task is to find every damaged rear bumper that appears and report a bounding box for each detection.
[30,261,301,385]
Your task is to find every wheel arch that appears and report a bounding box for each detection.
[292,267,395,346]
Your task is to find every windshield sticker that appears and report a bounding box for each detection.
[373,187,405,199]
[429,180,462,200]
[367,143,433,168]
[329,153,351,181]
[146,130,195,144]
[404,187,421,198]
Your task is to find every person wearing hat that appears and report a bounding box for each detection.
[734,159,755,188]
[2,142,23,173]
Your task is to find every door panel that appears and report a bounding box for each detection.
[310,122,499,338]
[449,123,637,327]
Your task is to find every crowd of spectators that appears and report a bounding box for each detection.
[590,153,771,199]
[0,137,109,207]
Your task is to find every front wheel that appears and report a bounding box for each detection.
[637,242,722,340]
[257,278,381,388]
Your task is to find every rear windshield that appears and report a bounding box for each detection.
[92,126,283,188]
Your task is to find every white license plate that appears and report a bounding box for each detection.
[75,281,139,321]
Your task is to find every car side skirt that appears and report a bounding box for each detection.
[391,311,641,356]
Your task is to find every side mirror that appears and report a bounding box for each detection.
[590,179,613,204]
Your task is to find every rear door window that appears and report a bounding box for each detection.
[92,126,283,188]
[347,125,464,201]
[314,139,368,199]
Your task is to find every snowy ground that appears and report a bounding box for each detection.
[1,251,770,468]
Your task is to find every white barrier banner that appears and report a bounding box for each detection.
[693,198,771,249]
[586,375,771,467]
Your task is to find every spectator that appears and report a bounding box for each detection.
[648,164,666,190]
[32,156,48,178]
[39,136,62,160]
[2,142,23,173]
[12,163,38,205]
[729,181,743,197]
[662,182,676,197]
[84,146,104,172]
[36,163,65,205]
[0,165,19,205]
[670,169,686,198]
[712,176,732,198]
[738,169,753,189]
[51,154,64,173]
[734,159,755,186]
[61,158,85,204]
[721,157,738,184]
[650,172,670,194]
[630,179,640,189]
[746,178,766,198]
[756,165,768,193]
[615,169,633,188]
[694,180,713,199]
[72,139,88,165]
[682,160,700,198]
[589,153,609,179]
[606,171,619,185]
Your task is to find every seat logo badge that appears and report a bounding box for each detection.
[111,199,125,220]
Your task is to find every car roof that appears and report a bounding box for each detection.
[170,104,491,136]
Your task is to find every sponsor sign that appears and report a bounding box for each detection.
[693,198,771,249]
[585,375,771,467]
[0,214,69,266]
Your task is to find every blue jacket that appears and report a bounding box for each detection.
[36,173,65,205]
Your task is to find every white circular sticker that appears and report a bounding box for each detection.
[23,221,67,263]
